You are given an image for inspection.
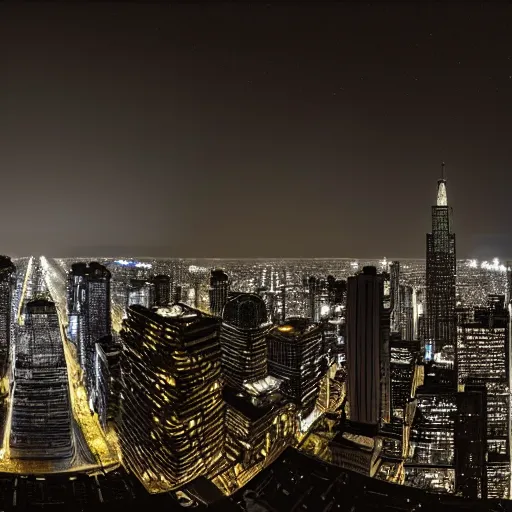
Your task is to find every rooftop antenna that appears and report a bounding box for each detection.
[441,162,445,181]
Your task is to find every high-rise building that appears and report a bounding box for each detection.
[209,269,229,317]
[399,285,415,341]
[345,266,390,426]
[0,256,15,375]
[307,277,329,321]
[222,385,296,483]
[267,318,323,418]
[119,303,223,491]
[327,275,346,307]
[221,293,271,389]
[425,166,456,360]
[389,261,401,334]
[390,339,420,419]
[456,296,510,499]
[10,299,74,460]
[151,274,171,307]
[455,384,487,499]
[68,262,111,403]
[127,279,154,309]
[409,383,457,493]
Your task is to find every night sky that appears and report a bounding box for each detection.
[1,2,512,259]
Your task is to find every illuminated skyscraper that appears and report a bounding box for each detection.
[308,276,341,321]
[151,274,171,307]
[346,266,390,426]
[390,339,420,419]
[10,299,74,460]
[209,269,229,317]
[456,295,510,499]
[0,256,15,375]
[221,293,271,389]
[389,261,401,334]
[410,383,457,492]
[127,279,154,309]
[399,284,415,341]
[68,262,112,400]
[267,318,323,417]
[425,165,456,360]
[119,303,223,491]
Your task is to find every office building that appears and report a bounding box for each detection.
[119,303,224,491]
[68,262,112,401]
[127,279,154,309]
[456,295,510,499]
[455,384,487,499]
[345,266,391,426]
[151,274,171,307]
[221,293,271,389]
[267,318,323,418]
[10,300,74,460]
[0,256,15,375]
[410,384,457,492]
[399,285,415,341]
[425,167,457,360]
[390,339,420,419]
[222,383,296,475]
[209,269,229,317]
[390,261,401,334]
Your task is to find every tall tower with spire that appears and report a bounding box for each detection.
[425,163,456,361]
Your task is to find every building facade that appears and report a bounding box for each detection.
[68,262,112,403]
[456,296,510,499]
[221,293,271,389]
[0,256,15,376]
[267,318,323,418]
[425,171,456,360]
[119,303,224,491]
[346,266,390,426]
[209,269,230,317]
[10,300,74,460]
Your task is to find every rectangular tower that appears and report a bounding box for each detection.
[120,303,224,491]
[426,173,456,360]
[346,266,390,426]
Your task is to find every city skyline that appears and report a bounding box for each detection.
[1,3,512,257]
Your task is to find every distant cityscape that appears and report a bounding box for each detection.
[0,175,510,510]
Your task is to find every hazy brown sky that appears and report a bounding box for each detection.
[1,2,512,258]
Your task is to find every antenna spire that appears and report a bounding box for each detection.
[437,163,448,206]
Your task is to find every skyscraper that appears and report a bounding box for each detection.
[267,318,323,418]
[68,262,112,401]
[456,296,510,499]
[0,256,15,375]
[151,274,171,307]
[10,299,74,460]
[119,303,224,491]
[127,279,154,309]
[389,261,401,335]
[209,269,229,317]
[425,165,456,361]
[455,384,487,499]
[221,293,271,389]
[346,266,390,426]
